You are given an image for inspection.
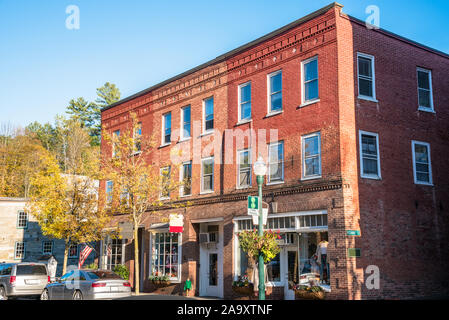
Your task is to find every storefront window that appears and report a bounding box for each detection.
[151,232,180,280]
[103,238,123,270]
[267,253,281,283]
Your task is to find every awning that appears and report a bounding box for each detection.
[149,223,169,230]
[190,217,224,224]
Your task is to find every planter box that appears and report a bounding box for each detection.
[294,290,325,300]
[232,284,254,296]
[151,280,171,288]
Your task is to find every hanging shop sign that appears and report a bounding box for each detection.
[247,196,259,216]
[169,214,184,233]
[346,230,361,236]
[252,208,268,226]
[118,221,134,239]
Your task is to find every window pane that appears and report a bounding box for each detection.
[417,71,430,89]
[203,175,212,191]
[241,102,251,120]
[267,253,281,282]
[363,158,378,175]
[203,160,213,174]
[414,145,428,163]
[270,73,282,93]
[358,57,372,77]
[304,59,318,81]
[304,136,319,157]
[241,84,251,103]
[205,98,214,131]
[305,157,320,176]
[305,80,319,101]
[271,92,282,111]
[183,106,191,137]
[417,172,430,182]
[359,78,373,97]
[205,119,214,131]
[418,89,431,108]
[362,135,377,156]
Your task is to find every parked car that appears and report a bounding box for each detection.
[40,269,131,300]
[0,262,50,300]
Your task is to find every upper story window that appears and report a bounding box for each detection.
[237,149,251,188]
[268,141,284,184]
[181,105,191,139]
[106,180,113,205]
[112,130,120,157]
[162,112,171,145]
[134,122,142,152]
[203,97,214,133]
[201,157,214,193]
[359,131,381,180]
[417,68,434,112]
[412,141,433,185]
[17,211,28,229]
[268,70,282,113]
[238,82,251,122]
[42,241,53,255]
[160,166,171,199]
[180,161,192,196]
[357,53,376,101]
[302,56,319,104]
[302,132,321,180]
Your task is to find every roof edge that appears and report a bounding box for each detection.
[101,2,342,113]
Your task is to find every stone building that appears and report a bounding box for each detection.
[99,3,449,299]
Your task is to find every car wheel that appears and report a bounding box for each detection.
[40,289,49,301]
[0,286,7,300]
[72,290,83,301]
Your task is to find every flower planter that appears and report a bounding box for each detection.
[294,290,325,300]
[151,280,171,288]
[232,284,254,296]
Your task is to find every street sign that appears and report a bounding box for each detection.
[346,230,361,236]
[252,208,268,226]
[247,196,259,216]
[169,214,184,233]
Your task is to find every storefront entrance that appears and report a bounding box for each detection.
[199,222,223,298]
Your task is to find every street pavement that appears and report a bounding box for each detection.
[114,293,218,300]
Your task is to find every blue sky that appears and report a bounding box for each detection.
[1,0,448,127]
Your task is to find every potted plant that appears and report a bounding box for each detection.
[291,281,326,300]
[149,272,171,287]
[237,229,281,264]
[232,274,254,296]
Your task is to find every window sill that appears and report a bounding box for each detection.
[264,110,283,119]
[131,151,142,156]
[200,190,214,195]
[235,119,252,127]
[236,185,252,190]
[418,107,435,113]
[266,181,284,186]
[159,143,171,149]
[200,130,214,138]
[414,181,434,187]
[180,194,192,198]
[358,96,378,103]
[301,175,322,181]
[177,137,191,143]
[298,99,320,108]
[159,197,170,201]
[361,175,382,180]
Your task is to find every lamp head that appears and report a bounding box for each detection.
[253,155,267,176]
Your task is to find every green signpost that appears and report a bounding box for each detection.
[247,196,259,216]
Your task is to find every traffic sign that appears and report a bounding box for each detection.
[247,196,259,216]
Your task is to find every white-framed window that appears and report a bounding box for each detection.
[359,131,381,179]
[102,238,124,270]
[134,122,142,152]
[301,56,319,104]
[17,211,28,229]
[42,241,53,255]
[302,132,321,180]
[357,53,376,101]
[69,244,78,258]
[203,97,214,133]
[201,157,214,193]
[106,180,113,205]
[412,141,433,185]
[181,105,191,139]
[268,141,284,184]
[238,82,251,122]
[150,232,182,282]
[180,161,192,196]
[120,189,130,207]
[112,130,120,157]
[267,70,282,113]
[160,166,171,199]
[417,67,434,112]
[162,112,171,145]
[14,242,25,260]
[237,149,251,189]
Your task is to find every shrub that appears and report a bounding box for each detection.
[113,264,130,280]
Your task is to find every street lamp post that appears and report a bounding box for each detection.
[253,155,267,300]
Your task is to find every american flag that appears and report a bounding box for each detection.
[78,244,93,269]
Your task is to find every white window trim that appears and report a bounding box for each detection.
[149,231,182,283]
[179,161,192,197]
[357,52,377,102]
[238,81,251,122]
[159,166,171,200]
[236,148,252,189]
[267,70,282,115]
[180,105,191,140]
[411,140,433,186]
[359,130,382,180]
[201,156,214,194]
[416,67,435,112]
[301,55,320,106]
[267,141,284,184]
[161,112,171,146]
[202,97,214,135]
[301,132,322,180]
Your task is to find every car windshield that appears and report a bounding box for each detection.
[16,265,47,276]
[87,271,122,280]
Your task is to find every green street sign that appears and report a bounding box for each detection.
[348,248,361,258]
[247,196,259,216]
[346,230,361,236]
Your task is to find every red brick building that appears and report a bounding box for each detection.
[99,3,449,299]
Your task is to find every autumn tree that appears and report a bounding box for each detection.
[101,112,185,295]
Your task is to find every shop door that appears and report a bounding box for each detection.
[284,249,299,300]
[205,252,220,297]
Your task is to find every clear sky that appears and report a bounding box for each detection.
[1,0,448,128]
